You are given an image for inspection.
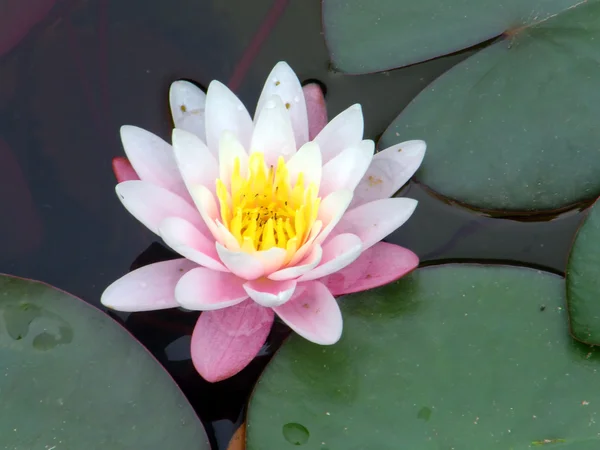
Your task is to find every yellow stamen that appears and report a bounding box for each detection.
[215,152,320,255]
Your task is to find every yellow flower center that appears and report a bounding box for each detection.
[215,152,321,256]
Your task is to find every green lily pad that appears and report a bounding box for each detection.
[381,0,600,212]
[567,199,600,345]
[0,275,209,449]
[322,0,580,74]
[247,264,600,449]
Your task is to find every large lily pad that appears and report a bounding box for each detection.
[380,0,600,212]
[322,0,580,74]
[247,264,600,449]
[0,275,209,449]
[567,199,600,345]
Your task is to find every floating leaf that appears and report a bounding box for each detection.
[0,275,209,449]
[380,1,600,212]
[567,199,600,344]
[247,265,600,449]
[322,0,581,74]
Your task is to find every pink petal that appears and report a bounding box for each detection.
[253,247,288,274]
[319,242,419,296]
[120,125,188,199]
[243,278,297,307]
[350,140,426,209]
[255,62,309,146]
[320,140,374,197]
[175,267,248,310]
[274,281,342,345]
[158,217,226,272]
[302,83,328,140]
[191,300,274,382]
[205,81,253,156]
[215,243,266,280]
[268,244,323,281]
[299,233,362,281]
[115,180,204,235]
[337,197,418,250]
[101,259,197,312]
[189,185,223,242]
[251,95,296,166]
[112,156,140,182]
[314,104,363,164]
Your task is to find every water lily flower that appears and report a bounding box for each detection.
[102,62,425,382]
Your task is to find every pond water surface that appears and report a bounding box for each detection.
[0,0,586,448]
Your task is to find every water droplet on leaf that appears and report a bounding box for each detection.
[283,422,309,445]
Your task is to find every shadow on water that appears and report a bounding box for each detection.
[0,0,589,448]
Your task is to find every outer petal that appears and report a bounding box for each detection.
[120,126,188,199]
[298,233,362,282]
[350,140,426,209]
[250,95,296,166]
[336,197,418,250]
[302,83,328,140]
[320,242,419,296]
[190,300,274,382]
[313,104,363,164]
[320,140,374,197]
[175,267,248,310]
[274,281,342,345]
[115,180,205,235]
[172,128,219,193]
[255,62,308,146]
[205,81,253,155]
[101,259,197,312]
[158,217,226,271]
[169,80,207,141]
[112,156,140,182]
[285,141,322,190]
[243,279,297,307]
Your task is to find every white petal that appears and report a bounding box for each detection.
[268,244,323,281]
[314,104,363,164]
[285,141,322,189]
[116,180,204,235]
[215,243,265,280]
[250,95,296,166]
[189,185,222,242]
[350,140,426,208]
[219,131,248,186]
[337,198,418,250]
[120,126,187,199]
[169,80,207,141]
[172,128,218,193]
[313,189,354,246]
[298,233,362,281]
[320,140,374,197]
[158,217,226,272]
[243,278,297,307]
[205,80,253,156]
[255,62,308,146]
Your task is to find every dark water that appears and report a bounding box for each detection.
[0,0,587,448]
